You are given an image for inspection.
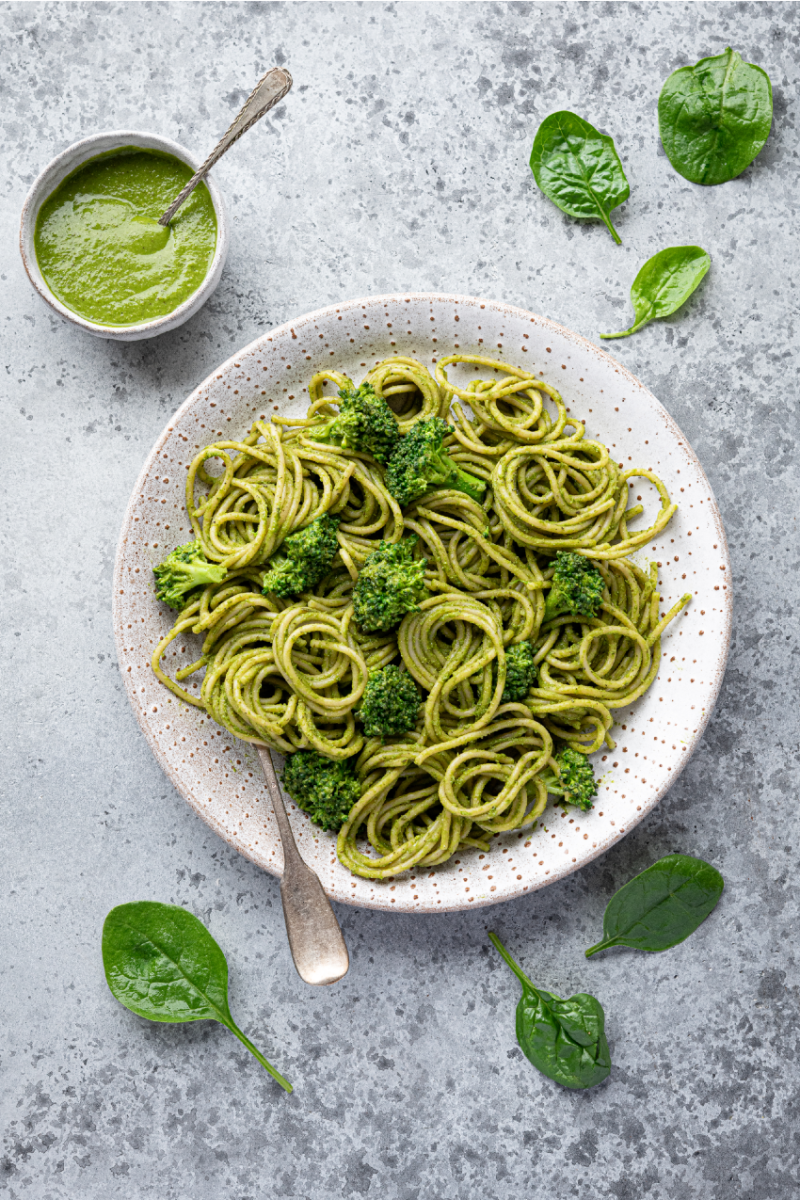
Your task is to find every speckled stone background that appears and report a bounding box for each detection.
[2,2,798,1197]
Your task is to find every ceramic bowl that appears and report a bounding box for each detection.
[113,294,732,911]
[19,130,228,341]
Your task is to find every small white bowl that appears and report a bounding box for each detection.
[19,130,228,341]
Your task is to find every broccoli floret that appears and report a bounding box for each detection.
[543,552,605,621]
[308,382,400,464]
[541,748,598,812]
[281,750,361,831]
[261,514,339,598]
[358,665,422,737]
[501,641,538,703]
[352,537,428,632]
[153,541,227,610]
[386,417,487,508]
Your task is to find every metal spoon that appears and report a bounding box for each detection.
[158,67,293,227]
[256,746,350,986]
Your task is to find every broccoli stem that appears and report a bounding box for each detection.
[430,450,485,501]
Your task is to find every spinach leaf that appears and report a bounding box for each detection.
[600,246,710,339]
[530,110,630,244]
[585,854,724,957]
[102,901,292,1093]
[658,47,773,185]
[489,933,611,1090]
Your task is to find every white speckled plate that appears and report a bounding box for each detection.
[113,294,732,911]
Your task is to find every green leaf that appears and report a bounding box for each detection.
[585,853,724,957]
[600,246,710,339]
[658,47,773,186]
[102,902,292,1093]
[530,110,630,244]
[489,933,611,1090]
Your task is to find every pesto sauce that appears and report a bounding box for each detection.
[34,148,217,327]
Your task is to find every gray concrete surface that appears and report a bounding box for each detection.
[2,2,798,1197]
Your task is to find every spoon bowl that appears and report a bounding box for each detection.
[122,213,172,254]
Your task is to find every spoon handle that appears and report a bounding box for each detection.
[159,67,293,226]
[257,746,349,987]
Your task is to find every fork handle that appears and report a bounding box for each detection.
[257,746,349,987]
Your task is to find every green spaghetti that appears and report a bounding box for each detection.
[152,354,690,880]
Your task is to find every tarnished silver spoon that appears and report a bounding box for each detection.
[158,66,293,226]
[257,746,350,986]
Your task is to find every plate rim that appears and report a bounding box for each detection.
[112,291,733,912]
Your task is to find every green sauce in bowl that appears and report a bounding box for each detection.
[34,148,217,327]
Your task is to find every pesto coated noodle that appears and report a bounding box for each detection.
[152,355,691,880]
